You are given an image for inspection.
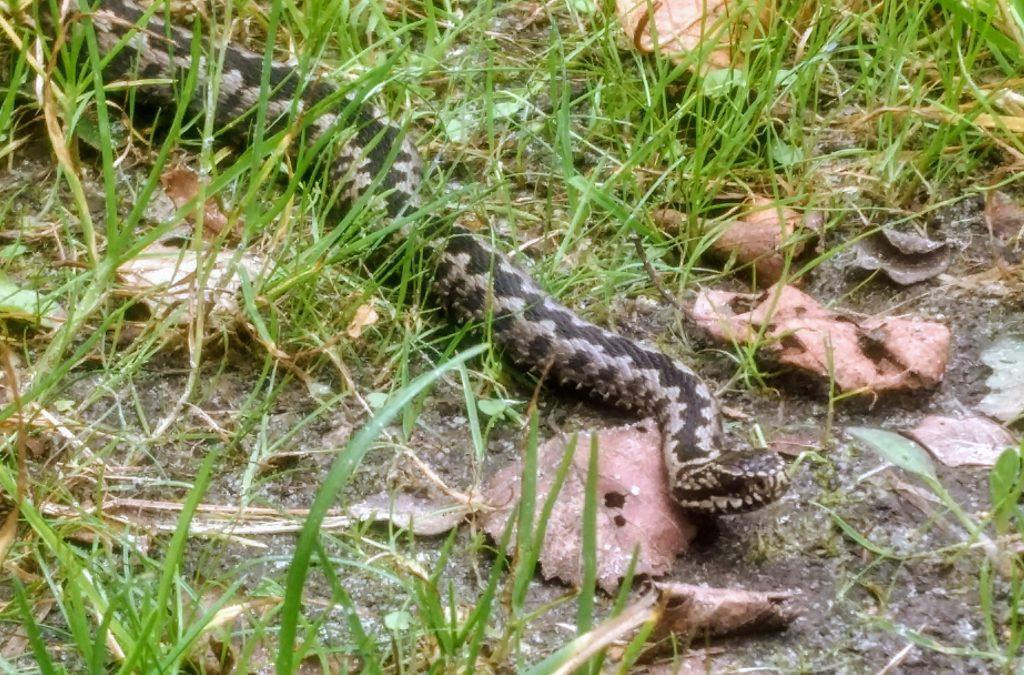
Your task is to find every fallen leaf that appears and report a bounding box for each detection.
[766,431,820,458]
[345,302,379,339]
[650,582,798,641]
[848,427,937,481]
[616,0,770,70]
[985,191,1024,261]
[346,493,471,536]
[161,166,236,238]
[481,421,696,593]
[117,245,260,326]
[692,284,950,393]
[182,594,279,675]
[538,585,793,671]
[852,227,950,285]
[297,653,359,674]
[907,415,1018,468]
[978,337,1024,423]
[985,191,1024,242]
[651,207,686,234]
[189,635,236,675]
[706,196,813,284]
[0,598,54,661]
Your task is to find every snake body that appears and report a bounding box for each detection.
[86,0,788,514]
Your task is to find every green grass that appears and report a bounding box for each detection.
[1,0,1023,671]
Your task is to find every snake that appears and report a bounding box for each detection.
[82,0,788,514]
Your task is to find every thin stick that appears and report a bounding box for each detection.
[632,235,692,320]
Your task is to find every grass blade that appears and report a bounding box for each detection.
[276,344,486,674]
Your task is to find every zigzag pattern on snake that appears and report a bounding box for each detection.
[84,0,789,514]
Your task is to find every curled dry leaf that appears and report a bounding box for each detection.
[188,635,236,675]
[985,191,1024,258]
[853,226,950,285]
[161,166,237,238]
[346,493,471,536]
[616,0,768,70]
[692,284,950,393]
[546,584,793,672]
[117,245,261,326]
[651,207,686,234]
[481,421,696,593]
[650,582,798,641]
[907,415,1018,468]
[183,594,279,675]
[706,196,814,285]
[345,302,379,339]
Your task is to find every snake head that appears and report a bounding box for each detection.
[671,450,790,515]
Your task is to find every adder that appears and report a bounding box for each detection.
[82,0,789,514]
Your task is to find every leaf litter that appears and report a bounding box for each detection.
[852,226,950,285]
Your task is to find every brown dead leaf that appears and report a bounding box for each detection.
[0,347,24,570]
[692,284,950,393]
[651,207,686,234]
[986,192,1024,239]
[481,421,696,593]
[635,653,716,675]
[189,635,236,675]
[853,227,950,285]
[767,431,820,458]
[707,196,813,284]
[183,594,279,675]
[345,302,379,339]
[297,653,361,674]
[907,415,1018,467]
[161,166,236,238]
[0,597,53,661]
[557,584,796,671]
[985,191,1024,256]
[616,0,770,70]
[117,245,260,326]
[650,582,798,642]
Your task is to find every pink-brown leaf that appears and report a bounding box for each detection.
[482,421,696,593]
[907,415,1018,467]
[692,284,950,393]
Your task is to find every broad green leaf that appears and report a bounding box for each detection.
[848,426,937,481]
[0,243,27,260]
[771,140,804,166]
[477,398,507,417]
[702,68,748,96]
[384,610,412,632]
[990,447,1023,532]
[0,272,63,328]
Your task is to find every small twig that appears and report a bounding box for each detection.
[877,640,915,675]
[632,235,693,321]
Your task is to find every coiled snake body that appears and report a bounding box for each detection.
[87,0,788,514]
